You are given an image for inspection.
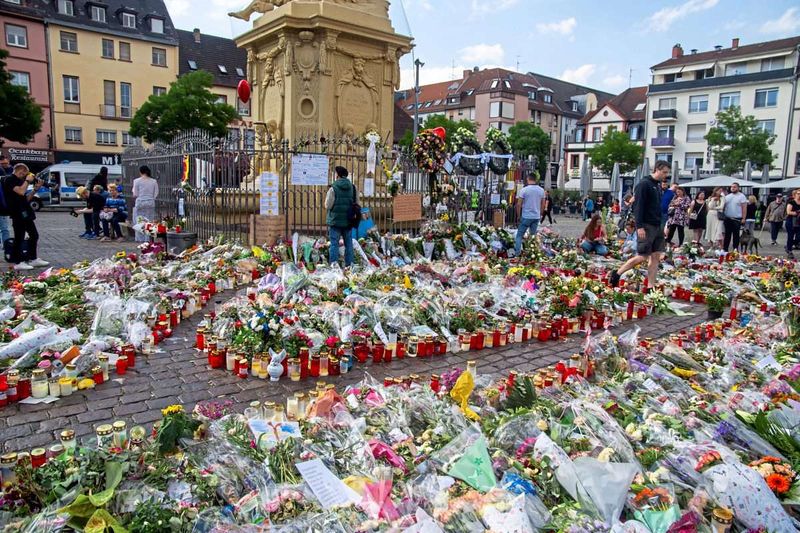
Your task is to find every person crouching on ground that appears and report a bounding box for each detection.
[620,219,638,257]
[100,184,127,241]
[580,213,608,256]
[76,185,106,239]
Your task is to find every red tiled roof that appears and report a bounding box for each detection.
[395,79,458,115]
[578,86,647,124]
[652,36,800,69]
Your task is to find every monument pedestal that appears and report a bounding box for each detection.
[234,0,412,142]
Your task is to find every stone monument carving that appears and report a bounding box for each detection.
[234,0,411,141]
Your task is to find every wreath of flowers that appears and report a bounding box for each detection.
[451,128,484,176]
[413,130,446,173]
[483,127,512,175]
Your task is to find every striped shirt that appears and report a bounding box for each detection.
[105,197,127,215]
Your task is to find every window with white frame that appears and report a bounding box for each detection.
[658,97,676,110]
[96,130,117,146]
[122,132,140,146]
[718,91,740,111]
[761,57,785,72]
[591,127,601,141]
[120,82,132,118]
[684,152,704,170]
[91,5,106,22]
[756,119,776,136]
[490,79,499,89]
[688,94,708,113]
[489,101,514,119]
[754,88,778,108]
[153,86,166,96]
[59,31,77,52]
[152,47,166,66]
[58,0,73,16]
[655,153,673,163]
[65,127,82,144]
[150,18,164,33]
[656,125,675,138]
[63,75,79,102]
[9,71,30,93]
[5,24,27,47]
[122,12,136,29]
[724,62,747,76]
[686,123,706,142]
[543,93,552,103]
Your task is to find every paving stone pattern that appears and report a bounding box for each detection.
[0,297,708,452]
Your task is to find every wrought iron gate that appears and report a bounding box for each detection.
[122,128,523,244]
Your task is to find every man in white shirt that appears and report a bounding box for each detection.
[722,182,747,252]
[514,172,545,255]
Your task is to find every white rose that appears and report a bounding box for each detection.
[597,447,615,463]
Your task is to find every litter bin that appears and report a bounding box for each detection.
[166,232,197,255]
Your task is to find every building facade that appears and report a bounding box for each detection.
[645,37,800,182]
[565,86,647,180]
[42,0,179,165]
[1,0,53,171]
[395,67,613,177]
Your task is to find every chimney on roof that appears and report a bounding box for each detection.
[731,37,739,49]
[193,28,201,43]
[462,69,471,79]
[714,45,722,51]
[671,43,683,58]
[690,49,698,54]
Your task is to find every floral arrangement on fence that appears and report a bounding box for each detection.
[412,130,446,173]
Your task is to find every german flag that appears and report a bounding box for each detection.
[181,155,190,182]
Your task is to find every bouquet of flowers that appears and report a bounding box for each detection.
[749,456,799,501]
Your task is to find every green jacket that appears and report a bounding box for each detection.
[327,178,354,228]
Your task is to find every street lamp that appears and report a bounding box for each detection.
[413,58,424,139]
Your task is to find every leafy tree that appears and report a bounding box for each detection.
[586,129,644,176]
[508,122,550,176]
[130,71,239,143]
[0,49,43,145]
[705,106,775,175]
[398,114,476,149]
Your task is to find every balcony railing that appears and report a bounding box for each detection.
[649,68,793,94]
[652,109,677,120]
[651,136,675,148]
[100,105,135,120]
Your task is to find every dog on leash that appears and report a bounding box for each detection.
[739,228,760,255]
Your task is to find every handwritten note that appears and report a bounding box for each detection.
[291,154,329,186]
[393,194,422,222]
[295,459,361,509]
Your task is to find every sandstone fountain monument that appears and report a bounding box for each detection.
[232,0,413,141]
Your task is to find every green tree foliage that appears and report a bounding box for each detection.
[398,114,476,149]
[705,106,775,175]
[586,129,644,176]
[0,49,43,145]
[129,71,239,143]
[508,122,550,176]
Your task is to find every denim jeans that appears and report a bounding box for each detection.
[0,216,10,243]
[770,221,782,243]
[515,217,540,254]
[329,225,354,267]
[83,212,100,235]
[787,218,799,253]
[581,240,608,256]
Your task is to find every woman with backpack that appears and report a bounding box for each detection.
[325,166,358,267]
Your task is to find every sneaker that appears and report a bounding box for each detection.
[13,262,33,271]
[78,231,90,238]
[84,234,97,240]
[771,242,777,246]
[28,258,49,267]
[610,271,621,288]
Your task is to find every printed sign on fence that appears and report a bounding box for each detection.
[291,154,329,186]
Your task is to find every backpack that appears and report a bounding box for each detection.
[347,187,361,230]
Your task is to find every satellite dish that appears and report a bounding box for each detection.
[708,119,716,126]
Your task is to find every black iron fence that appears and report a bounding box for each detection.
[121,128,525,244]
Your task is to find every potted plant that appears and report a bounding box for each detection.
[706,291,728,319]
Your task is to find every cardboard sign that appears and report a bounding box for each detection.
[393,194,422,222]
